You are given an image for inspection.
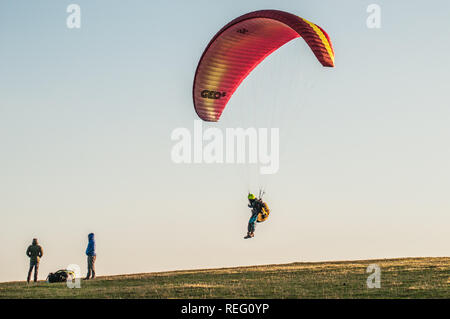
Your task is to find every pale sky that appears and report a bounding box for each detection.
[0,0,449,282]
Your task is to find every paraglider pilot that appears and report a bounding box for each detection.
[245,193,263,239]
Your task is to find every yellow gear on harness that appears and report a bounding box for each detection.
[257,202,270,222]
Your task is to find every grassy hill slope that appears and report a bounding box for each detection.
[0,257,448,298]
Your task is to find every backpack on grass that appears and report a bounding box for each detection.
[46,269,75,283]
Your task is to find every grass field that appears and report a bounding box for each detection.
[0,257,448,299]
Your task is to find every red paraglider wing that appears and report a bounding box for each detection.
[193,10,335,122]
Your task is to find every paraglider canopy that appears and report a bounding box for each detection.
[193,9,335,122]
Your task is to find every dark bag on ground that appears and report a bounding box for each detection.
[46,269,75,283]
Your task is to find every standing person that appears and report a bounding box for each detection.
[85,233,96,280]
[26,238,43,283]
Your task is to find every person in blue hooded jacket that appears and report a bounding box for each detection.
[84,233,96,280]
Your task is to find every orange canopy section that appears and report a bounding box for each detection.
[193,10,335,122]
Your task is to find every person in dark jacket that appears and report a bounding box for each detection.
[245,194,264,239]
[84,233,96,280]
[26,238,43,283]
